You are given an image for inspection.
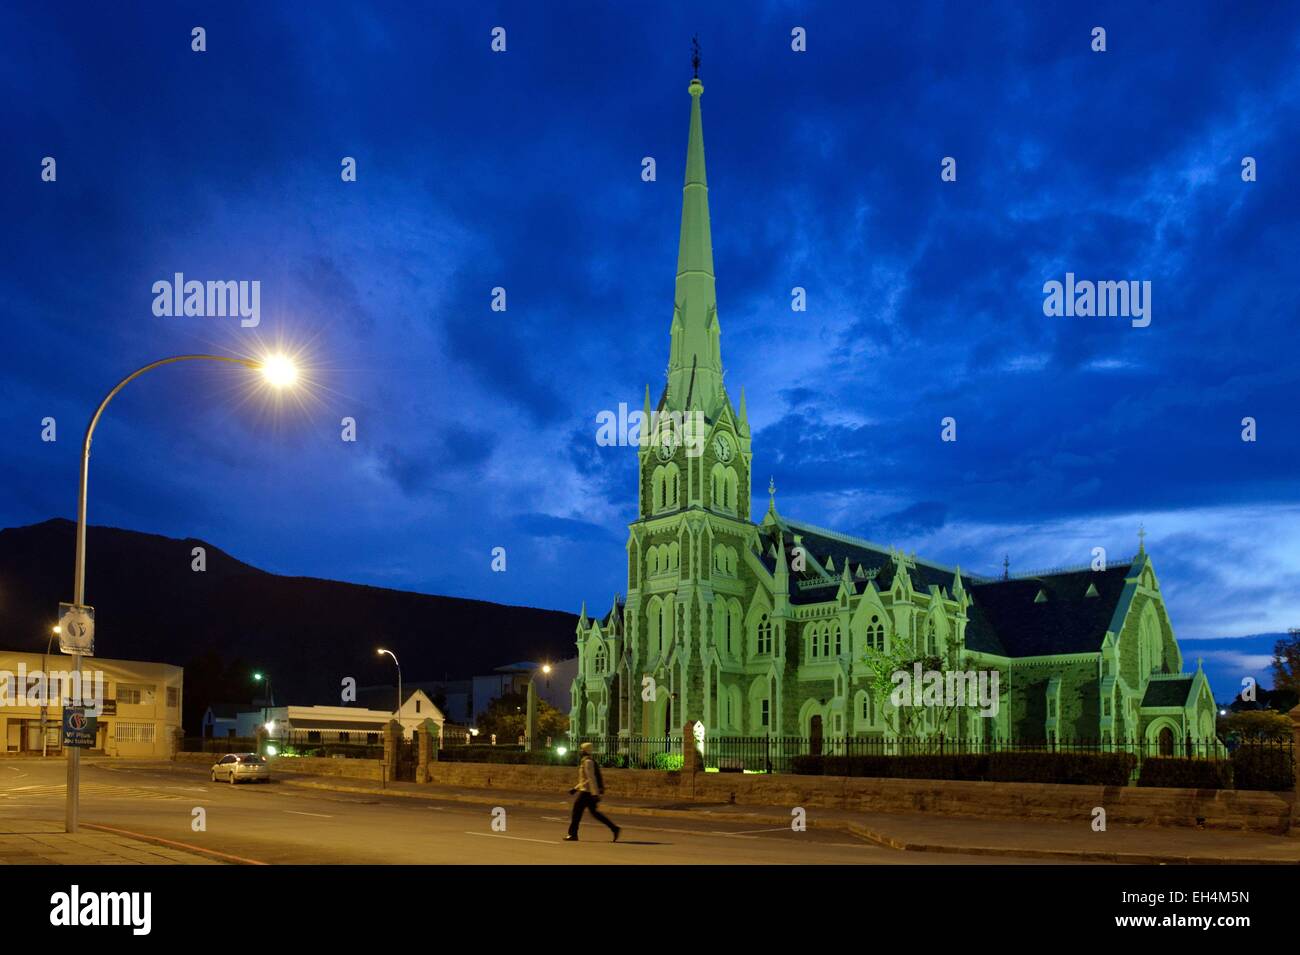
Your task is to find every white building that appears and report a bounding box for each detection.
[0,650,183,758]
[238,688,445,742]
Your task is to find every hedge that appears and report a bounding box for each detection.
[437,746,572,766]
[1137,757,1233,790]
[1231,746,1295,791]
[791,751,1137,786]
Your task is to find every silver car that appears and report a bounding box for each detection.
[211,752,270,784]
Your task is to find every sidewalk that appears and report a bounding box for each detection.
[273,770,1300,865]
[0,820,223,865]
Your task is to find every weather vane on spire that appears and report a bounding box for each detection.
[691,34,701,79]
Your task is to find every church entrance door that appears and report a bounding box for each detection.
[1157,726,1174,756]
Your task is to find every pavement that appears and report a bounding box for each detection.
[0,819,222,865]
[2,758,1296,864]
[272,768,1300,865]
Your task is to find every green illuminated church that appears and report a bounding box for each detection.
[570,73,1218,755]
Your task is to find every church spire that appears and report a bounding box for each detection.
[667,51,723,414]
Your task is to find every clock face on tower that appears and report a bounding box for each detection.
[713,432,733,463]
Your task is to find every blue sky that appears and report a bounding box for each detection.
[1,2,1297,694]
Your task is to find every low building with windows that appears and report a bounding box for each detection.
[0,650,182,757]
[201,702,261,739]
[241,690,445,745]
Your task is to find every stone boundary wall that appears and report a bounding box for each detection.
[424,761,1294,833]
[175,750,383,781]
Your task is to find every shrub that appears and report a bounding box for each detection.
[1137,757,1233,790]
[986,751,1136,786]
[790,755,826,775]
[652,753,684,771]
[793,750,1136,786]
[1231,745,1295,791]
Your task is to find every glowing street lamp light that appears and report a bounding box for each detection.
[259,354,298,388]
[63,353,297,833]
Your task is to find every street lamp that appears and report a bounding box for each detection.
[377,648,403,726]
[42,625,59,758]
[63,352,297,833]
[253,671,275,726]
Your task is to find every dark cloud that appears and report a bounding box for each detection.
[511,513,620,546]
[0,2,1296,625]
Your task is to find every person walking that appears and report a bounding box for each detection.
[565,741,620,842]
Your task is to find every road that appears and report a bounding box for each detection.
[0,758,1076,864]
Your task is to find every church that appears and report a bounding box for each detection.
[569,71,1218,756]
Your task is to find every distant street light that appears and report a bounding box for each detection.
[63,353,297,833]
[42,625,59,758]
[253,671,275,730]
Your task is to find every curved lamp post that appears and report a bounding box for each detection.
[64,352,297,832]
[377,648,403,721]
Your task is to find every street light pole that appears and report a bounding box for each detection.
[65,352,296,833]
[253,672,274,724]
[377,648,402,725]
[42,626,59,759]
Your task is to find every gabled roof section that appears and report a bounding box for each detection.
[1141,677,1194,708]
[967,564,1132,657]
[777,520,959,604]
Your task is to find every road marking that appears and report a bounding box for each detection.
[283,810,333,818]
[464,831,559,846]
[540,816,565,822]
[720,827,789,835]
[82,823,268,865]
[0,783,180,801]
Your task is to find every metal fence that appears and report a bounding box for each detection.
[182,736,259,754]
[570,734,1294,777]
[274,729,384,759]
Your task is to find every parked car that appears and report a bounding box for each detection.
[211,752,270,784]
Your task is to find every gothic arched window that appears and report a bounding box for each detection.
[866,615,885,653]
[756,613,773,655]
[728,601,742,657]
[665,464,680,508]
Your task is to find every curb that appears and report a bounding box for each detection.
[80,823,259,865]
[845,823,1299,865]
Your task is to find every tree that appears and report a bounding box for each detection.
[1271,630,1299,703]
[475,690,569,744]
[861,628,996,748]
[1218,709,1293,741]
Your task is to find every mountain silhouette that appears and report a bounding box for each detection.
[0,519,578,732]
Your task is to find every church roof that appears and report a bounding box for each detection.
[966,566,1131,656]
[1141,677,1195,708]
[762,519,1133,658]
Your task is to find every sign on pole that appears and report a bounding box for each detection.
[57,602,95,656]
[61,706,98,748]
